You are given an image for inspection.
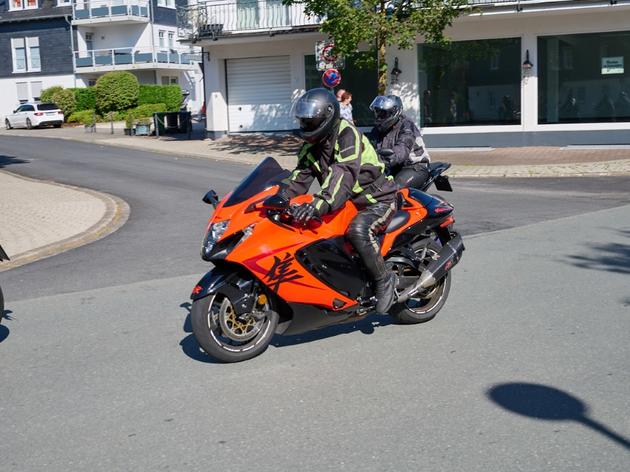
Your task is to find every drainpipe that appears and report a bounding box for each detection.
[65,14,77,88]
[149,0,157,84]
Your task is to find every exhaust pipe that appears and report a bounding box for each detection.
[398,234,465,303]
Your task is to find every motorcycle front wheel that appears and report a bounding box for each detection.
[389,241,451,324]
[191,292,278,363]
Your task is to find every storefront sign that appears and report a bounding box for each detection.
[601,56,624,75]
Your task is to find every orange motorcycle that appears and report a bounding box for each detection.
[191,157,464,362]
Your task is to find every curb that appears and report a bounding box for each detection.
[0,171,130,272]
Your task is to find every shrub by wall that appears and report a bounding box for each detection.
[71,87,96,112]
[130,103,167,119]
[95,71,139,114]
[67,109,99,125]
[138,85,182,111]
[40,86,64,103]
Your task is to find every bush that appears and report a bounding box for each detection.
[51,89,77,118]
[67,109,99,125]
[138,84,182,111]
[130,103,167,120]
[95,71,139,114]
[40,86,64,103]
[71,87,96,112]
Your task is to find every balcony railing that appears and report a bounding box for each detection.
[177,1,593,41]
[177,0,319,40]
[72,0,150,22]
[74,48,201,70]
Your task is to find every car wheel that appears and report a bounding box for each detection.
[5,119,11,130]
[26,118,33,129]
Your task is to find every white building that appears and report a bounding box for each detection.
[178,0,630,146]
[0,0,204,121]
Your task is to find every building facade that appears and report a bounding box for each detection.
[0,0,204,121]
[178,0,630,146]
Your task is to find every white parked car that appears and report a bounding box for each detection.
[5,102,64,129]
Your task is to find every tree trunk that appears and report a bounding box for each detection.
[378,36,387,95]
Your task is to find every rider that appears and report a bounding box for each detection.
[278,88,399,314]
[368,95,431,190]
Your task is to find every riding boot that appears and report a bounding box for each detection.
[375,272,397,314]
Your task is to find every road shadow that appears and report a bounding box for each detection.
[487,382,630,451]
[567,229,630,275]
[0,154,29,169]
[178,301,395,363]
[207,133,301,156]
[0,309,12,343]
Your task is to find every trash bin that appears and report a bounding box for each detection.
[153,112,167,135]
[153,111,192,137]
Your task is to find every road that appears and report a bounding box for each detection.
[1,137,629,471]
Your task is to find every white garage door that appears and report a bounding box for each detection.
[226,56,293,132]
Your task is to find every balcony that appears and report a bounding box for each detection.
[72,0,150,26]
[177,1,601,42]
[74,48,201,73]
[177,0,319,41]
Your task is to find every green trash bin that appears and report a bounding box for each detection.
[153,112,167,136]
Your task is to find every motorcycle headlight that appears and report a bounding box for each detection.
[200,220,229,261]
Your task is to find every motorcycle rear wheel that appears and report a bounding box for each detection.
[390,241,451,324]
[191,292,278,363]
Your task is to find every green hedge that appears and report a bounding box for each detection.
[41,87,76,119]
[40,86,63,103]
[96,71,139,114]
[130,103,167,119]
[67,109,99,125]
[138,85,182,112]
[71,87,96,112]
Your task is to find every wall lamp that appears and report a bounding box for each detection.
[522,49,534,71]
[391,57,402,84]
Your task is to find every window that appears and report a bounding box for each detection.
[157,0,174,7]
[168,32,175,49]
[31,81,43,101]
[539,31,630,124]
[88,79,97,87]
[85,33,94,51]
[418,38,522,126]
[159,31,165,49]
[11,37,41,73]
[57,0,71,4]
[10,0,37,10]
[161,76,179,85]
[17,82,29,104]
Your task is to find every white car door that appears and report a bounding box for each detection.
[9,105,24,127]
[21,104,35,127]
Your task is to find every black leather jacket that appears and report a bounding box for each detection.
[368,115,427,168]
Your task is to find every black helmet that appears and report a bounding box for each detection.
[292,88,340,144]
[370,95,403,132]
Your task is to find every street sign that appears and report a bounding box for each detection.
[322,68,341,89]
[316,40,345,71]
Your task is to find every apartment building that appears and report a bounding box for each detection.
[0,0,204,120]
[178,0,630,146]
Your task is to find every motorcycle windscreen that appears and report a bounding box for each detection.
[223,157,291,208]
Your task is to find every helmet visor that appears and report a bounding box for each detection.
[369,95,398,114]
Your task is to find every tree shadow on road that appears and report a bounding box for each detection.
[566,229,630,275]
[0,154,29,169]
[207,133,301,156]
[487,382,630,451]
[178,301,395,363]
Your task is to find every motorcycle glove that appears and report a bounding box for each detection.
[291,202,319,225]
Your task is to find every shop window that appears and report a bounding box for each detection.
[304,53,377,127]
[418,38,522,127]
[539,31,630,123]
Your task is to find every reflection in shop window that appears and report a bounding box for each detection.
[418,38,521,127]
[539,31,630,124]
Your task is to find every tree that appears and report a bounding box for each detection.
[283,0,468,94]
[95,71,139,114]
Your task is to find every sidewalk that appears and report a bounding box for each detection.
[3,125,630,177]
[0,171,129,272]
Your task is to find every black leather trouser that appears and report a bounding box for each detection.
[345,201,397,281]
[394,163,430,191]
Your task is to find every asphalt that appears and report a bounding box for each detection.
[1,124,629,271]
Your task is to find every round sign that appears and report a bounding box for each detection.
[322,68,341,89]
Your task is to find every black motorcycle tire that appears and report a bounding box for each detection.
[390,241,451,324]
[191,292,278,363]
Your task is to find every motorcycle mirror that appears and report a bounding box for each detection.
[202,189,219,208]
[262,194,289,211]
[378,148,395,158]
